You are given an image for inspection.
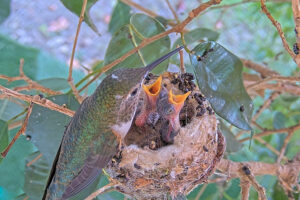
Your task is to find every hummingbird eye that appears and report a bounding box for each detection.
[131,88,138,96]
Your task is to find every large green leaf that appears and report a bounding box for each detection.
[104,13,171,74]
[37,78,70,91]
[60,0,99,34]
[0,0,10,24]
[173,28,219,49]
[190,41,253,130]
[219,120,242,153]
[26,94,79,164]
[0,119,8,164]
[0,35,82,89]
[108,0,131,34]
[0,128,36,199]
[24,151,49,200]
[0,99,24,122]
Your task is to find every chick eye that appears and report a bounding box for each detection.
[166,107,174,114]
[131,88,138,96]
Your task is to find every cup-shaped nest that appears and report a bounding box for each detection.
[105,72,225,199]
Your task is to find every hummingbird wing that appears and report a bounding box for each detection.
[62,135,118,199]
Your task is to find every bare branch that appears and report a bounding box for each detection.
[277,131,294,163]
[26,153,43,167]
[260,0,298,66]
[1,103,33,157]
[292,0,300,64]
[85,183,120,200]
[165,0,180,23]
[239,123,300,142]
[0,59,61,95]
[0,85,75,117]
[253,91,280,121]
[68,0,87,103]
[242,59,279,78]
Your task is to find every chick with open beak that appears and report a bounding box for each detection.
[157,88,191,144]
[135,76,162,127]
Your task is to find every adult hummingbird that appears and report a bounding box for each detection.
[42,46,184,200]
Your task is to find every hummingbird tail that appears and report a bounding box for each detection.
[145,46,184,72]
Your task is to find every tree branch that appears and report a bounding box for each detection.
[67,0,87,103]
[1,103,33,157]
[0,59,61,95]
[0,85,75,117]
[260,0,298,66]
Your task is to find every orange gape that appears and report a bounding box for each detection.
[135,76,162,127]
[168,89,191,113]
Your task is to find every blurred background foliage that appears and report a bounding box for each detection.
[0,0,299,199]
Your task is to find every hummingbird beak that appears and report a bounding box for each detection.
[144,46,184,72]
[168,90,191,114]
[142,76,162,106]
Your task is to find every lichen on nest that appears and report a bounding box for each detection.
[105,72,225,200]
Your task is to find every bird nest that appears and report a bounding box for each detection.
[105,72,225,199]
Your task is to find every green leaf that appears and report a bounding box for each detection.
[173,28,219,49]
[24,151,49,200]
[0,119,8,164]
[0,99,24,121]
[0,35,83,87]
[108,0,131,34]
[60,0,99,34]
[0,35,84,93]
[273,112,287,129]
[104,13,171,74]
[0,0,10,24]
[219,120,242,153]
[0,127,36,199]
[272,181,289,200]
[26,94,79,164]
[37,78,69,91]
[187,183,219,200]
[190,41,253,130]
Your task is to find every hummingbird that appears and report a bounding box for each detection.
[157,88,190,143]
[42,46,184,200]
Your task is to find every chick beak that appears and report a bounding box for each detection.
[135,76,162,127]
[142,75,162,106]
[168,90,191,115]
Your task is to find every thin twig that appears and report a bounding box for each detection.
[26,153,43,167]
[247,76,300,90]
[85,183,119,200]
[68,0,88,103]
[195,184,208,200]
[292,0,300,65]
[1,103,33,157]
[0,85,75,117]
[235,164,266,199]
[255,137,288,161]
[253,91,280,121]
[239,123,300,142]
[0,59,61,95]
[209,0,290,11]
[277,130,294,163]
[260,0,298,66]
[242,59,279,77]
[79,0,222,91]
[165,0,180,23]
[179,48,185,73]
[240,178,251,200]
